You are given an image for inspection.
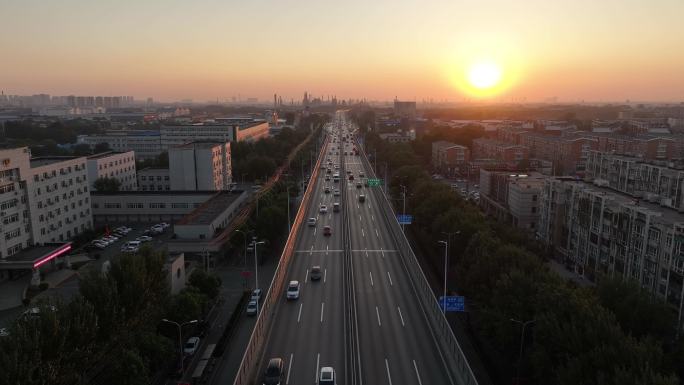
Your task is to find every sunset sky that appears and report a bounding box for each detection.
[2,0,683,103]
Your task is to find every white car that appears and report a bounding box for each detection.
[307,217,317,227]
[136,235,153,242]
[319,205,328,214]
[151,225,164,233]
[184,336,200,355]
[319,367,335,385]
[286,280,300,300]
[246,300,258,316]
[160,222,170,229]
[92,240,107,249]
[334,189,340,196]
[251,288,262,302]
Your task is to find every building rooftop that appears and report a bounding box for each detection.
[176,191,244,226]
[30,156,82,168]
[92,190,217,196]
[559,178,684,226]
[174,141,224,149]
[87,150,132,160]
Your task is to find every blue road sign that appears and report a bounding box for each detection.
[396,214,413,224]
[439,296,465,312]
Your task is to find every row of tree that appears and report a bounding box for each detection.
[0,248,222,385]
[361,129,683,385]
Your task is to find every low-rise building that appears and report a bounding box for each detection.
[431,141,470,175]
[168,190,250,253]
[472,138,529,164]
[86,151,137,191]
[91,191,216,224]
[379,129,415,143]
[137,168,170,191]
[479,170,545,233]
[77,130,162,159]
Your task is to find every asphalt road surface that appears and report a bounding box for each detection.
[258,112,454,385]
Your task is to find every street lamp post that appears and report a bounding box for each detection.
[400,184,407,233]
[510,318,536,385]
[438,240,448,314]
[161,318,198,375]
[252,240,266,314]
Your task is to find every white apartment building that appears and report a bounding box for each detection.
[584,151,684,211]
[169,141,232,191]
[27,156,92,243]
[0,148,33,264]
[137,168,171,191]
[538,177,684,331]
[87,151,137,191]
[0,148,92,282]
[77,130,162,159]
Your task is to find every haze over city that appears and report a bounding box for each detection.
[3,1,684,385]
[2,0,684,102]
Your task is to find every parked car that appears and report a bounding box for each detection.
[183,336,200,355]
[136,235,153,242]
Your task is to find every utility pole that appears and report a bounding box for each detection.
[400,184,407,233]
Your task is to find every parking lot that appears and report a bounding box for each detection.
[83,223,175,272]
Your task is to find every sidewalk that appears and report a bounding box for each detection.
[168,252,280,384]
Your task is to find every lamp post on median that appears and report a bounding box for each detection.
[400,184,407,233]
[510,318,536,385]
[162,318,197,375]
[438,240,448,314]
[251,239,266,314]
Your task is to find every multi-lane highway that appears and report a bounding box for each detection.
[256,111,455,385]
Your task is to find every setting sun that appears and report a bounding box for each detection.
[467,61,502,90]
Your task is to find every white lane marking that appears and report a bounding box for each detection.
[376,229,379,238]
[361,228,365,237]
[413,360,423,385]
[313,227,317,236]
[286,353,293,384]
[297,303,303,323]
[324,269,327,283]
[320,302,325,323]
[326,244,329,255]
[371,214,374,222]
[310,245,314,255]
[305,269,309,283]
[357,204,360,209]
[369,271,374,286]
[397,306,405,327]
[381,247,385,258]
[359,215,362,222]
[376,306,382,326]
[315,353,320,383]
[385,359,392,385]
[365,248,368,257]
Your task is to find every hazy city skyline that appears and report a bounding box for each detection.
[2,0,684,103]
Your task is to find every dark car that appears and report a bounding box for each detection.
[348,175,354,181]
[263,358,285,385]
[310,266,322,281]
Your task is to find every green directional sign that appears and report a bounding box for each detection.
[368,178,382,187]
